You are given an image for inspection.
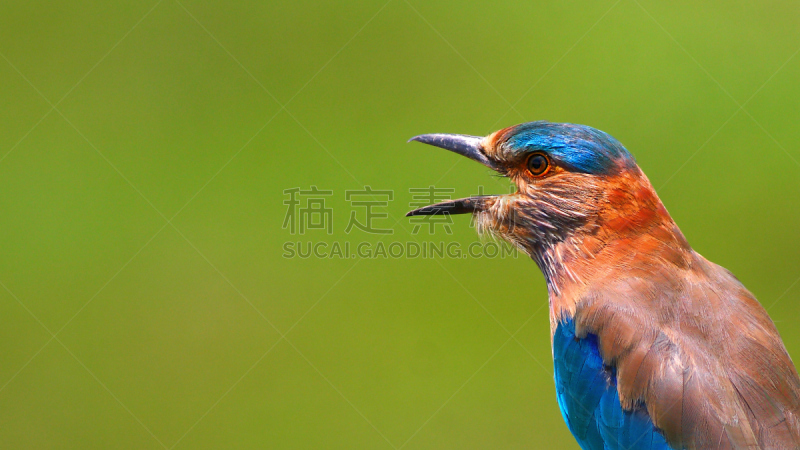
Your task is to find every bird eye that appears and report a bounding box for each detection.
[527,152,550,176]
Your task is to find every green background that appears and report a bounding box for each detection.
[1,0,799,448]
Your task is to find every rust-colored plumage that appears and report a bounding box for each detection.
[407,122,800,449]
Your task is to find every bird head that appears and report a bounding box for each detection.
[408,121,678,267]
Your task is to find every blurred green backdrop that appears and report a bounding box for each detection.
[1,0,799,448]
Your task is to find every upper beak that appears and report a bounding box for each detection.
[407,134,500,171]
[406,133,500,217]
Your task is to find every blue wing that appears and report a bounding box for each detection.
[553,318,672,450]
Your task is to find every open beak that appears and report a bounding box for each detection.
[406,133,500,217]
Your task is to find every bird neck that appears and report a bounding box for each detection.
[526,171,693,324]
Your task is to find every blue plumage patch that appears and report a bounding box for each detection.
[553,318,671,450]
[504,122,636,175]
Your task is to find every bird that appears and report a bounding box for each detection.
[406,122,800,449]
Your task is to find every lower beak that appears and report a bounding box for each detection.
[407,133,500,216]
[405,195,494,217]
